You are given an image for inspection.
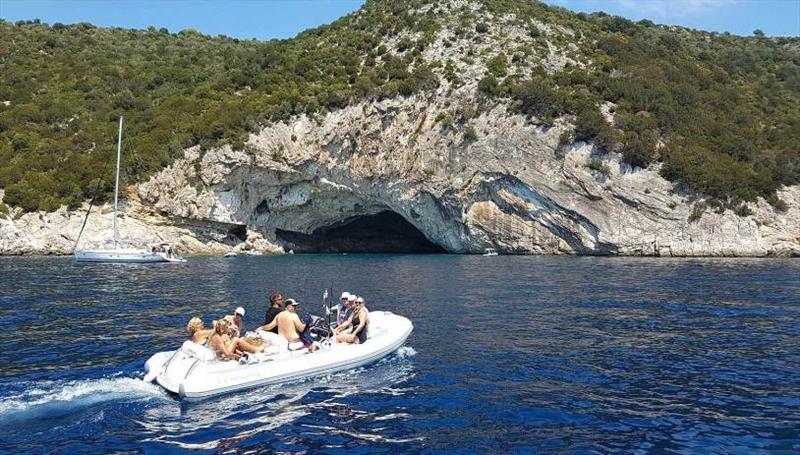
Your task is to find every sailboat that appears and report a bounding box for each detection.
[74,117,185,263]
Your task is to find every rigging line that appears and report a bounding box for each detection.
[73,198,95,253]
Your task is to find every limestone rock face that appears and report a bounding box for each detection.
[3,0,798,257]
[0,189,280,256]
[2,95,799,256]
[132,93,798,257]
[1,0,798,257]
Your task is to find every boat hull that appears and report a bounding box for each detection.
[75,249,185,263]
[146,311,413,400]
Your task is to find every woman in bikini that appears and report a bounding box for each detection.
[334,296,369,344]
[209,318,265,360]
[186,317,214,347]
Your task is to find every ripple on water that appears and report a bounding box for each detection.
[0,255,798,454]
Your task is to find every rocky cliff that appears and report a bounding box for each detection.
[2,0,799,256]
[3,91,798,256]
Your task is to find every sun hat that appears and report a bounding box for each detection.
[235,307,245,316]
[340,292,351,300]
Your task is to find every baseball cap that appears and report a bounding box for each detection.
[235,307,245,316]
[285,298,300,306]
[347,294,356,302]
[340,292,351,300]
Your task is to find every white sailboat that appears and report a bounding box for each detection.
[74,117,185,263]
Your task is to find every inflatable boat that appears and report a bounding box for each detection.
[143,311,413,400]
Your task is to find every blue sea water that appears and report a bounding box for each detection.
[0,255,798,454]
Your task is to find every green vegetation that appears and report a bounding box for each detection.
[464,124,478,143]
[1,0,798,212]
[0,2,441,211]
[475,1,799,207]
[587,157,611,177]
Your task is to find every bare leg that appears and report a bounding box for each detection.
[234,337,265,353]
[336,333,356,344]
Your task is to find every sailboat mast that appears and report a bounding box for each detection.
[112,117,123,248]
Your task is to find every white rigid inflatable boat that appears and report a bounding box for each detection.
[144,311,413,400]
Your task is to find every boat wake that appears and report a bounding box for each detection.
[0,376,168,422]
[395,346,417,358]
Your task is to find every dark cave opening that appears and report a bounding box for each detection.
[228,224,248,242]
[275,210,446,253]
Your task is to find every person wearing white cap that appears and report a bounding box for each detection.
[338,294,357,326]
[224,306,246,338]
[336,292,351,326]
[334,296,369,344]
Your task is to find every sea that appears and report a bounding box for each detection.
[0,255,798,454]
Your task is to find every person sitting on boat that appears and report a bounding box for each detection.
[224,307,246,338]
[186,317,214,347]
[209,318,265,360]
[260,299,319,352]
[263,293,284,332]
[334,296,369,344]
[337,293,356,326]
[336,292,350,324]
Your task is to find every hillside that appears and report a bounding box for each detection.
[1,0,798,214]
[1,0,800,257]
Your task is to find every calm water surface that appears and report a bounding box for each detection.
[0,255,798,453]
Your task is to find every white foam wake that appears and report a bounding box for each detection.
[396,346,417,358]
[0,377,168,421]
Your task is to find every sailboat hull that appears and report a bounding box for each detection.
[74,249,185,263]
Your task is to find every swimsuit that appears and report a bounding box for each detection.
[351,311,368,344]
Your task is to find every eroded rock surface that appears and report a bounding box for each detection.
[132,93,799,257]
[2,92,799,256]
[2,0,798,257]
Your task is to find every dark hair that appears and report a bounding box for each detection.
[270,292,284,306]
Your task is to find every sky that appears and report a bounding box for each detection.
[0,0,366,40]
[0,0,797,39]
[543,0,800,36]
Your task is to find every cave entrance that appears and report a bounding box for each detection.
[275,210,446,253]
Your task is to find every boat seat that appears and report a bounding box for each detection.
[180,340,216,362]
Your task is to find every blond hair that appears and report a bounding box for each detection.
[186,317,204,334]
[213,318,229,335]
